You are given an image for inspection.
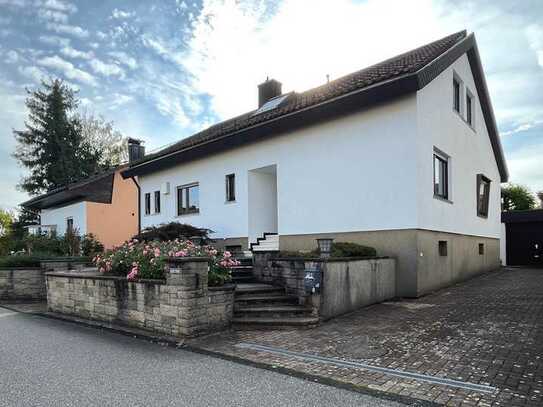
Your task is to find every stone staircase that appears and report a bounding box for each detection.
[230,253,318,329]
[250,233,279,252]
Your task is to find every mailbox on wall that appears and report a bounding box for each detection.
[304,263,321,294]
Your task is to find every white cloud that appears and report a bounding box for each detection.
[37,55,96,85]
[108,51,138,70]
[18,66,48,83]
[38,9,68,23]
[6,50,18,63]
[46,22,89,38]
[111,8,135,19]
[108,93,134,109]
[525,24,543,68]
[89,59,125,78]
[39,34,70,46]
[507,141,543,193]
[501,120,543,137]
[42,0,77,14]
[60,45,93,59]
[181,0,451,119]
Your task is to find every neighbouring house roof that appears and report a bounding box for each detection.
[502,209,543,223]
[121,30,508,182]
[21,168,119,211]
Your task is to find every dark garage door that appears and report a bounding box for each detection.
[506,221,543,266]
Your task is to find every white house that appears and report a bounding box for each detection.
[122,31,508,297]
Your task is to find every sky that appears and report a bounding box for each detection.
[0,0,542,211]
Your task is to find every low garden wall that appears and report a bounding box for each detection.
[315,257,396,319]
[254,253,396,319]
[0,267,46,302]
[46,257,235,337]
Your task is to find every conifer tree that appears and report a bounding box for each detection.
[13,79,102,195]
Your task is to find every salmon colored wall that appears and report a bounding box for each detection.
[86,170,138,249]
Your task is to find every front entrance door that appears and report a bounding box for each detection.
[247,165,278,245]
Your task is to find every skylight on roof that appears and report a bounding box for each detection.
[253,94,289,116]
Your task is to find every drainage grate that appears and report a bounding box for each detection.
[237,343,497,394]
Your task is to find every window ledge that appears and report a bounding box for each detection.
[224,200,236,205]
[176,211,200,218]
[477,213,488,219]
[433,195,453,204]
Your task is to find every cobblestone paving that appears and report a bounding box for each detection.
[189,268,543,406]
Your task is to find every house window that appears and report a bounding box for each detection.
[433,151,449,200]
[154,191,161,214]
[479,243,485,255]
[66,217,73,232]
[177,183,199,215]
[225,174,235,202]
[466,91,473,126]
[144,193,151,215]
[477,174,491,217]
[453,77,461,113]
[439,240,448,256]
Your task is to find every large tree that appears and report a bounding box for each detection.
[501,183,537,211]
[77,111,128,167]
[13,79,102,195]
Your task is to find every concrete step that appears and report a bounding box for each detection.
[234,305,312,318]
[231,276,257,283]
[234,293,299,305]
[232,316,319,329]
[235,283,284,295]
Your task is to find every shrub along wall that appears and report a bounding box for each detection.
[46,257,235,337]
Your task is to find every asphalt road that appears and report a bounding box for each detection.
[0,307,403,407]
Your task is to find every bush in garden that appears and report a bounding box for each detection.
[132,222,213,244]
[93,239,238,286]
[329,242,377,258]
[81,233,104,257]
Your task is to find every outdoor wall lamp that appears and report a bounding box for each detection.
[316,238,334,258]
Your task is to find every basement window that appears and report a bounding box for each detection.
[144,193,151,215]
[479,243,485,255]
[438,241,448,256]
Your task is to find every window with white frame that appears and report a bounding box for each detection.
[433,150,449,200]
[177,183,199,215]
[154,190,161,214]
[477,174,491,218]
[466,89,474,127]
[144,193,151,215]
[225,174,235,202]
[453,76,461,114]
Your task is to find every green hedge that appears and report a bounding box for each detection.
[278,242,377,259]
[0,255,91,268]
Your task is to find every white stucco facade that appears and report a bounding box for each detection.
[40,201,87,236]
[416,53,502,239]
[137,51,501,245]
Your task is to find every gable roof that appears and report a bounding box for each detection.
[123,31,508,182]
[21,167,119,211]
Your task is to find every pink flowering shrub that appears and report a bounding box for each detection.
[93,239,239,286]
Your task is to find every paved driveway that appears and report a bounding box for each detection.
[0,307,401,407]
[190,268,543,406]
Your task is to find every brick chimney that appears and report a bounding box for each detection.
[258,78,282,107]
[127,138,145,163]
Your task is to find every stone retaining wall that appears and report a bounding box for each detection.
[253,252,396,319]
[46,257,235,337]
[0,268,46,301]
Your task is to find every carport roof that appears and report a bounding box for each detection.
[502,209,543,223]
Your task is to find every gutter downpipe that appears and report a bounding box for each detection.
[130,176,141,234]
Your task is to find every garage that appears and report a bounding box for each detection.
[502,209,543,266]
